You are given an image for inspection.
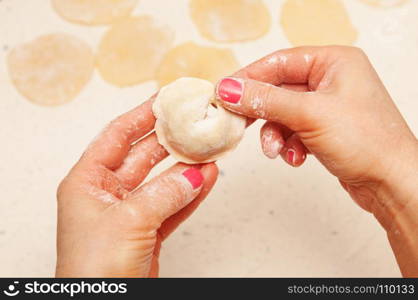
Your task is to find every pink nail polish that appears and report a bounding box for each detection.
[287,149,296,165]
[217,78,242,104]
[182,168,203,189]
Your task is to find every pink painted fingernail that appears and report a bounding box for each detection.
[217,78,242,104]
[287,149,296,165]
[182,168,204,189]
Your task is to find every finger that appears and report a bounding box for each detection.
[216,77,318,130]
[115,133,168,191]
[280,133,308,167]
[83,97,156,169]
[280,83,310,92]
[239,86,309,128]
[233,46,333,89]
[228,47,330,127]
[158,163,218,240]
[128,163,205,225]
[260,122,289,159]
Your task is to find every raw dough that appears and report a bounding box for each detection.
[96,16,173,87]
[155,42,239,87]
[359,0,409,7]
[7,33,94,106]
[51,0,139,26]
[153,77,246,163]
[280,0,358,46]
[189,0,271,42]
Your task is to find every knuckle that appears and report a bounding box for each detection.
[56,176,72,201]
[337,46,368,60]
[325,46,367,61]
[246,82,276,119]
[347,47,368,60]
[159,175,190,207]
[262,84,276,119]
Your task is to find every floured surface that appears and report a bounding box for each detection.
[189,0,271,42]
[359,0,409,7]
[51,0,139,25]
[7,33,94,106]
[96,16,173,87]
[156,42,239,87]
[280,0,358,46]
[153,77,246,163]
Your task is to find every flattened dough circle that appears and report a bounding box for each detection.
[156,42,239,87]
[52,0,139,26]
[280,0,358,46]
[97,16,173,87]
[153,77,246,163]
[190,0,271,42]
[7,33,94,106]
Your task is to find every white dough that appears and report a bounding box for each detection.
[153,77,246,163]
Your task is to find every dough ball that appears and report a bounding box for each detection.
[359,0,409,7]
[51,0,139,26]
[155,42,239,87]
[190,0,271,42]
[96,16,173,87]
[280,0,358,46]
[7,33,94,106]
[153,77,246,163]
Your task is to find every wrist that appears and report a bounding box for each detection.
[372,138,418,230]
[371,138,418,276]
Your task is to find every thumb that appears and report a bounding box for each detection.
[127,163,206,225]
[216,77,317,130]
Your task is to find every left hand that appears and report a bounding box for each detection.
[56,99,218,277]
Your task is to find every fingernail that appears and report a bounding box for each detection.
[182,168,204,189]
[217,77,242,104]
[287,149,296,165]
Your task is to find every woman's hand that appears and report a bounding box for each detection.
[56,100,218,277]
[216,46,418,276]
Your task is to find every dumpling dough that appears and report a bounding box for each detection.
[190,0,271,42]
[155,42,239,87]
[96,16,173,87]
[7,33,94,106]
[51,0,139,26]
[153,77,246,163]
[280,0,357,46]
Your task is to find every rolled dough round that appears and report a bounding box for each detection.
[51,0,139,26]
[7,33,94,106]
[280,0,358,46]
[96,16,173,87]
[155,42,239,87]
[153,77,246,163]
[190,0,271,43]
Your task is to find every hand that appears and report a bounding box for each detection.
[56,99,218,277]
[216,46,418,276]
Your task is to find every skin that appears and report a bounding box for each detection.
[216,46,418,277]
[57,46,418,277]
[56,99,218,277]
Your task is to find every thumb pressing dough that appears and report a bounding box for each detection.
[153,77,246,164]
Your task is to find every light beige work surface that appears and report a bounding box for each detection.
[1,0,417,277]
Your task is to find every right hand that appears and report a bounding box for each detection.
[215,46,418,276]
